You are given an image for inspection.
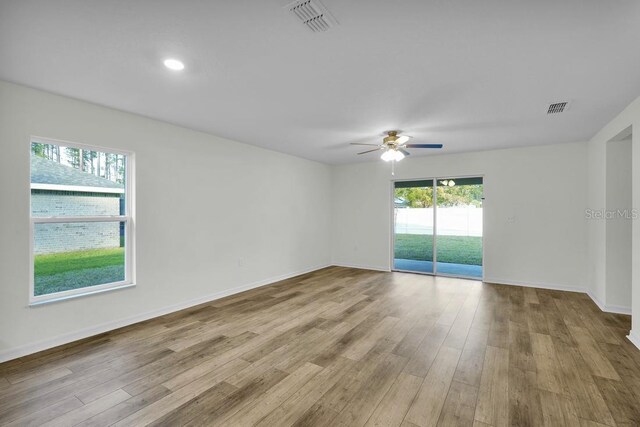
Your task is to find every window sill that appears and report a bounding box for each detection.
[29,282,136,306]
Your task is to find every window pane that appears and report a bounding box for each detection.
[394,184,434,273]
[435,179,483,278]
[31,142,126,217]
[34,222,126,296]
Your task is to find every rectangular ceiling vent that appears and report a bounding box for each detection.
[547,101,570,114]
[287,0,338,32]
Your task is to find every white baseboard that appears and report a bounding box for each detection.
[628,330,640,351]
[587,291,632,315]
[483,277,585,294]
[0,263,331,363]
[331,262,390,272]
[1,264,633,363]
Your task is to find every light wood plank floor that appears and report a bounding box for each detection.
[1,266,640,426]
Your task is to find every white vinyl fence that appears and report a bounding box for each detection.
[394,207,482,236]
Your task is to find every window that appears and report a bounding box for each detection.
[30,138,134,304]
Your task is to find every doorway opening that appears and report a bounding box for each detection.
[605,129,632,311]
[393,177,483,279]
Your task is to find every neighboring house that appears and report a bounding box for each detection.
[31,156,124,254]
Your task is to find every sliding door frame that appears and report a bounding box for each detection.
[390,174,485,280]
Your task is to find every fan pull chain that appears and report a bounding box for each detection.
[391,159,395,176]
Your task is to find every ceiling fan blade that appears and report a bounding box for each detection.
[357,148,384,155]
[395,135,411,145]
[350,142,381,146]
[404,143,443,149]
[398,148,410,156]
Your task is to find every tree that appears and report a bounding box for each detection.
[34,143,126,184]
[104,153,112,180]
[31,143,60,161]
[395,187,434,208]
[115,155,125,184]
[31,143,46,158]
[66,147,81,168]
[395,184,482,208]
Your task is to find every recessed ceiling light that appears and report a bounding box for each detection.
[163,58,185,71]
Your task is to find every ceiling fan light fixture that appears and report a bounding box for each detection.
[381,149,404,162]
[381,150,394,162]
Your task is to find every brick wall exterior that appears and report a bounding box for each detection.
[32,190,122,254]
[31,191,121,217]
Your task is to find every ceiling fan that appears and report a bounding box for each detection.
[351,130,443,161]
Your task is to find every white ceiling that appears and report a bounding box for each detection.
[1,0,639,164]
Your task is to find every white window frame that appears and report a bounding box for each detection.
[29,136,136,305]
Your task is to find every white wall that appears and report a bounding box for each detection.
[587,95,640,347]
[2,78,639,359]
[331,142,589,290]
[0,81,332,361]
[605,138,632,309]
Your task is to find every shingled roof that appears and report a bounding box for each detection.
[31,156,124,192]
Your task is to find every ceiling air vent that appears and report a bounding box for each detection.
[547,102,570,114]
[286,0,337,32]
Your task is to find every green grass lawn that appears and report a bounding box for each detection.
[34,247,125,295]
[394,234,482,265]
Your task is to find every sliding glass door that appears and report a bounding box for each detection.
[393,177,483,279]
[435,177,483,278]
[393,180,435,274]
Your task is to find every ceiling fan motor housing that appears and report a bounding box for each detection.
[383,131,399,146]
